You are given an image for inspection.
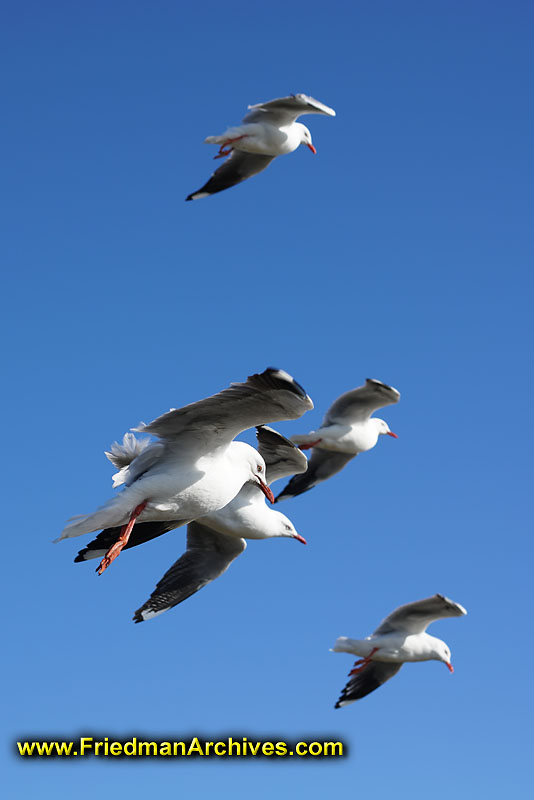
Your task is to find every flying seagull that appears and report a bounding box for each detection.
[186,93,336,200]
[332,594,467,707]
[276,378,399,501]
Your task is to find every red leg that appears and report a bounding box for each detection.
[96,502,147,575]
[348,647,379,675]
[299,439,322,451]
[213,135,248,159]
[213,147,233,160]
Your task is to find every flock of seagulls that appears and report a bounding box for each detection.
[59,93,467,709]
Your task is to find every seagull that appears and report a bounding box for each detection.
[57,368,313,574]
[275,379,400,501]
[74,426,309,621]
[186,93,336,201]
[332,594,467,707]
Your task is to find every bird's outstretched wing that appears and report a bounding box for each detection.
[186,151,275,200]
[243,94,336,125]
[135,367,313,449]
[373,594,468,636]
[74,519,188,562]
[323,379,400,425]
[255,425,308,485]
[275,449,354,501]
[132,522,246,622]
[335,662,402,707]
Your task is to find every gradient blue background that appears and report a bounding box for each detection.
[3,1,533,797]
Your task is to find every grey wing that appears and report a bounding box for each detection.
[335,662,402,707]
[132,522,246,622]
[255,425,308,485]
[243,94,336,125]
[274,449,354,501]
[373,594,468,636]
[136,367,313,447]
[324,379,400,425]
[186,151,275,200]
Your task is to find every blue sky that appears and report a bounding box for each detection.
[3,1,533,797]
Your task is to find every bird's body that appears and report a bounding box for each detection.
[332,594,467,707]
[73,426,309,621]
[205,121,312,157]
[186,93,335,200]
[294,418,388,456]
[276,378,400,501]
[58,368,313,574]
[59,437,268,538]
[333,631,452,664]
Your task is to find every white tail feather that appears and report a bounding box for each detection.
[105,433,152,469]
[331,636,360,654]
[290,433,317,446]
[105,433,153,488]
[56,491,141,541]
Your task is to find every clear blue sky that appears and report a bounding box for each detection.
[3,1,533,797]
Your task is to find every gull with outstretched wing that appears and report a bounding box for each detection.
[276,378,399,501]
[186,93,335,200]
[332,594,467,707]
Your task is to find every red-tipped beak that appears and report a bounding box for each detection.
[307,143,317,154]
[258,479,275,504]
[386,431,398,438]
[293,533,307,545]
[446,662,454,673]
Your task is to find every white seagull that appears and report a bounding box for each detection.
[186,93,336,201]
[332,594,467,707]
[57,368,313,574]
[74,426,309,621]
[276,378,400,501]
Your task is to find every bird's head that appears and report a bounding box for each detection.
[247,451,274,503]
[268,509,307,544]
[374,418,398,438]
[298,123,316,154]
[231,442,275,504]
[436,641,454,673]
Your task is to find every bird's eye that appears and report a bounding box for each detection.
[257,464,263,472]
[285,524,291,531]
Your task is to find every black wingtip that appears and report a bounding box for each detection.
[186,190,212,202]
[255,424,299,452]
[366,378,388,388]
[132,611,143,624]
[264,367,308,399]
[365,378,398,395]
[275,481,315,502]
